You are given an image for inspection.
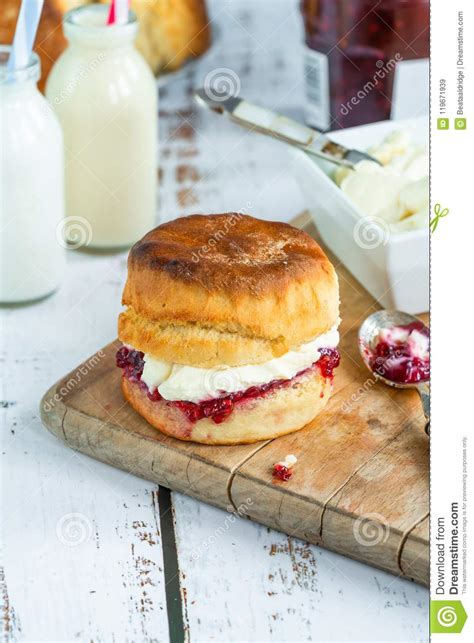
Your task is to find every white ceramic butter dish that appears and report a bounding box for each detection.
[291,117,429,314]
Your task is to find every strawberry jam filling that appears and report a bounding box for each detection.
[116,346,340,424]
[368,322,430,384]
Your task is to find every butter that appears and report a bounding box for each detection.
[334,130,429,233]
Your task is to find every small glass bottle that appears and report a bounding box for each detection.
[0,47,66,304]
[301,0,430,130]
[46,4,158,249]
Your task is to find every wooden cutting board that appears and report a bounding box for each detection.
[40,213,429,585]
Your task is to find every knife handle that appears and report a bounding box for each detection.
[195,89,321,147]
[232,101,318,147]
[194,89,374,168]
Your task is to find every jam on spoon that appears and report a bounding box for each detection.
[358,310,430,435]
[369,321,429,384]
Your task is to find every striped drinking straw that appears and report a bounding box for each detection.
[8,0,45,72]
[107,0,131,26]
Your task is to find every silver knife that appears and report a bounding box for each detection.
[194,89,381,168]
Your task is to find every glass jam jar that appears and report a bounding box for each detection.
[301,0,429,130]
[46,4,158,249]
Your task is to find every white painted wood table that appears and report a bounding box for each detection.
[1,1,429,641]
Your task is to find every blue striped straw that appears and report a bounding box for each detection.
[8,0,45,72]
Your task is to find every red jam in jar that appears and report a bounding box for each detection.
[301,0,429,130]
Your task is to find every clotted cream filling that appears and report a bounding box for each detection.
[133,324,340,403]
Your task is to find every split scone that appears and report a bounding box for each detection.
[116,213,340,445]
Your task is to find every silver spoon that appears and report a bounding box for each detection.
[358,310,430,435]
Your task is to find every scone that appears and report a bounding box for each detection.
[117,213,341,445]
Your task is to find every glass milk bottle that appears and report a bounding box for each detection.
[46,4,157,249]
[0,47,66,304]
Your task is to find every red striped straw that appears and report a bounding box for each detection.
[107,0,130,26]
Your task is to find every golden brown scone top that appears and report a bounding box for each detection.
[127,213,332,292]
[120,213,340,367]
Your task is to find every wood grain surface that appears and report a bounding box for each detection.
[40,215,429,586]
